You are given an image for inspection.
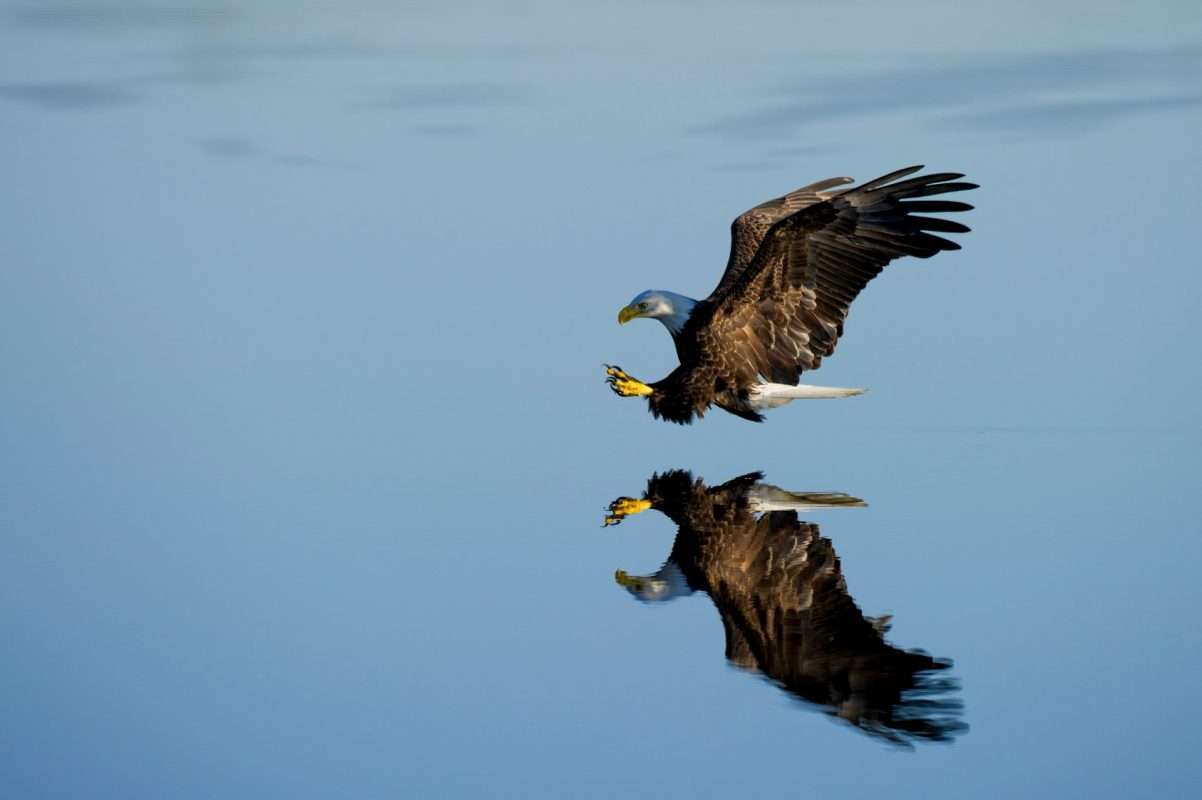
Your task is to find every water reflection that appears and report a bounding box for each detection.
[605,470,965,746]
[351,83,526,111]
[0,81,139,110]
[4,2,239,32]
[700,45,1202,140]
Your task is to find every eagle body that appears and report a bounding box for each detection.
[608,166,977,423]
[606,470,965,744]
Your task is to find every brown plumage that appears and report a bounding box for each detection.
[609,470,966,745]
[611,166,976,423]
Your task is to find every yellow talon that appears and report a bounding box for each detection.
[604,364,653,398]
[603,496,651,526]
[611,497,651,516]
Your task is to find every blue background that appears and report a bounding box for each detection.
[2,1,1200,797]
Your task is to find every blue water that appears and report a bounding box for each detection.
[3,2,1201,797]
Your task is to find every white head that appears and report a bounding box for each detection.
[614,562,693,604]
[617,290,698,335]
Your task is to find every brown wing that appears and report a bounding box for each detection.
[698,166,976,386]
[703,512,963,744]
[712,176,855,298]
[638,470,963,743]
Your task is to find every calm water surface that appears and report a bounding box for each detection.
[2,2,1201,797]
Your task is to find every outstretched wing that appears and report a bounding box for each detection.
[696,166,976,385]
[616,470,965,742]
[713,513,963,744]
[713,176,854,298]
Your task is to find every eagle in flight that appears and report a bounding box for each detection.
[605,166,976,423]
[605,469,965,745]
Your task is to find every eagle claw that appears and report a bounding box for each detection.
[603,496,652,526]
[604,364,652,398]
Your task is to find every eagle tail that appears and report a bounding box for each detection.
[748,383,865,409]
[746,485,867,513]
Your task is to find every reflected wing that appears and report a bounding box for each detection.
[615,470,965,743]
[705,511,965,744]
[712,176,854,297]
[697,166,976,384]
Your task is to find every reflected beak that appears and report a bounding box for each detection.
[617,305,640,325]
[614,569,642,589]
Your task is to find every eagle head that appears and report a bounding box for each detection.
[617,290,697,333]
[614,563,692,603]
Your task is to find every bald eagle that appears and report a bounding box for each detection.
[605,470,965,745]
[605,166,976,423]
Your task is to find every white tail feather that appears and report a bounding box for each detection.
[748,382,866,410]
[746,485,867,513]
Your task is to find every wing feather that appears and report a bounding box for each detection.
[694,167,977,387]
[713,175,855,297]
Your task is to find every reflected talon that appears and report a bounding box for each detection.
[610,497,651,516]
[603,496,652,526]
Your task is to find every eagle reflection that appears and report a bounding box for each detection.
[606,470,965,745]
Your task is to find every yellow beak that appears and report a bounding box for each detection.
[617,305,640,325]
[614,570,642,589]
